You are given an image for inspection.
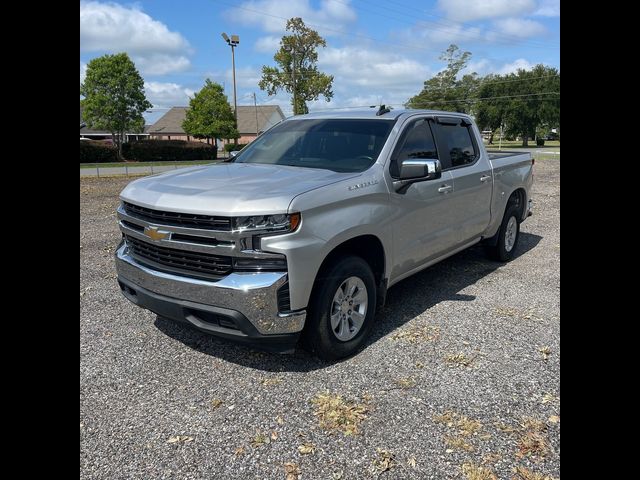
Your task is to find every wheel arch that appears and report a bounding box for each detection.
[312,234,388,310]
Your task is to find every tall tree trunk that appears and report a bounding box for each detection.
[522,136,529,147]
[117,131,124,160]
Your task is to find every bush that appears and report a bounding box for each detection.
[80,140,118,163]
[536,138,545,146]
[123,140,217,162]
[224,143,248,153]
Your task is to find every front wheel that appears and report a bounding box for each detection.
[486,204,521,262]
[303,256,376,361]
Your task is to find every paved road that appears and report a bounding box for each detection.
[80,160,227,177]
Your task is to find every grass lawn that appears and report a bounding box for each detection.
[80,159,224,169]
[485,140,560,149]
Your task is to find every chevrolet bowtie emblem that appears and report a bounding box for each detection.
[143,226,170,241]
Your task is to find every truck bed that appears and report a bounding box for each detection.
[487,151,530,161]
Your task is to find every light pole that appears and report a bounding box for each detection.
[221,32,239,130]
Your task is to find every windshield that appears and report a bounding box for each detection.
[234,118,396,173]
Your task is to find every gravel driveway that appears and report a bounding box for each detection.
[80,158,560,479]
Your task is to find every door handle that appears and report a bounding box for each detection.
[438,184,453,193]
[480,175,491,182]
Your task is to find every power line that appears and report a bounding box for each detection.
[306,92,559,112]
[409,92,560,107]
[418,74,560,92]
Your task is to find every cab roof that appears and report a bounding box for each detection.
[285,108,471,121]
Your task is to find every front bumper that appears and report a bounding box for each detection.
[115,243,306,349]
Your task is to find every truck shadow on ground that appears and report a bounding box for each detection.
[154,232,542,372]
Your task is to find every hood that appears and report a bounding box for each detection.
[120,162,359,216]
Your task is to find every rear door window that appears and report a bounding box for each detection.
[434,121,478,168]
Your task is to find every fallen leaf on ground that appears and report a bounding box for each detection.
[298,442,315,455]
[284,462,301,480]
[371,448,395,474]
[167,435,193,444]
[461,462,498,480]
[538,346,551,360]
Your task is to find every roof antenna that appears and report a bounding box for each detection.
[376,104,391,116]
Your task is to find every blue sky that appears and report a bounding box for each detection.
[80,0,560,124]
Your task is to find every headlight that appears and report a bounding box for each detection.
[232,213,301,232]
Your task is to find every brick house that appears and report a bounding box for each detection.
[147,105,286,148]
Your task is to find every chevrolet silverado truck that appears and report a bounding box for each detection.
[115,109,533,360]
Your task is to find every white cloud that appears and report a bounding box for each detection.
[491,18,546,38]
[145,81,195,108]
[437,0,537,22]
[225,0,357,36]
[80,62,87,84]
[80,1,191,75]
[461,59,493,76]
[498,58,535,74]
[408,22,484,46]
[534,0,560,16]
[319,47,430,91]
[135,54,191,75]
[254,36,282,53]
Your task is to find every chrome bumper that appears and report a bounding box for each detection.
[115,243,306,335]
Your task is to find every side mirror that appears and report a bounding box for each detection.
[394,158,442,193]
[399,158,441,180]
[229,150,239,158]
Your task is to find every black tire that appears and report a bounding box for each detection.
[303,256,377,361]
[486,204,521,262]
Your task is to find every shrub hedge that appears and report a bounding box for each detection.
[80,140,118,163]
[123,140,217,162]
[224,143,248,153]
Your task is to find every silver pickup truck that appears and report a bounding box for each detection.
[115,109,533,360]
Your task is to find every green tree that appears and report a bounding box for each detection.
[406,44,479,113]
[182,79,238,149]
[475,65,559,146]
[80,53,152,159]
[259,17,334,115]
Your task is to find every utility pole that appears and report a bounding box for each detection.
[253,93,259,136]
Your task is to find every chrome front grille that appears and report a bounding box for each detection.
[123,201,232,231]
[124,234,232,280]
[118,202,287,281]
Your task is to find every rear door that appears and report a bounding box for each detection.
[432,117,492,245]
[388,117,456,280]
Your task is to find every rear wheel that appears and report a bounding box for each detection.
[303,256,376,361]
[486,204,521,262]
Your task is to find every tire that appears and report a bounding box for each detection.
[486,204,521,262]
[303,256,377,361]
